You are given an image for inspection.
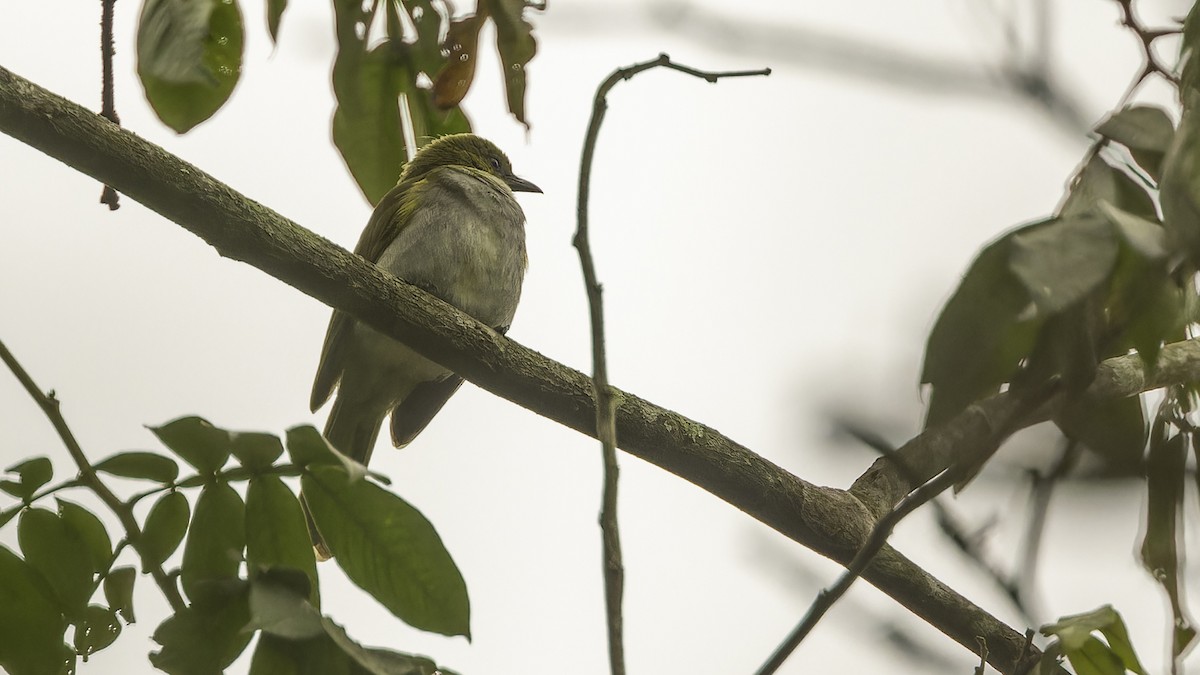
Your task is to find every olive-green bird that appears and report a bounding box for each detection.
[305,134,541,559]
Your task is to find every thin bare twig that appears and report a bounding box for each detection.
[98,0,120,210]
[0,337,184,611]
[574,52,770,675]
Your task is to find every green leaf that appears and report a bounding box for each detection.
[1042,606,1148,675]
[181,482,246,603]
[57,499,112,574]
[246,476,319,605]
[1096,105,1175,181]
[18,508,95,619]
[249,620,459,675]
[137,0,244,133]
[1140,417,1198,658]
[285,425,369,482]
[921,223,1043,426]
[407,89,471,148]
[1009,214,1119,316]
[1067,636,1128,675]
[0,547,70,675]
[0,507,18,529]
[94,451,180,483]
[74,604,121,658]
[490,0,538,127]
[332,38,409,205]
[323,619,459,674]
[1160,96,1200,264]
[2,457,53,501]
[247,575,324,640]
[103,566,137,623]
[1060,154,1157,220]
[150,416,232,474]
[405,0,449,77]
[140,491,191,568]
[1097,201,1179,371]
[1055,396,1146,475]
[151,583,252,675]
[267,0,287,42]
[301,467,469,637]
[231,432,285,472]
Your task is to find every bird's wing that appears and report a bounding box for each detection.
[310,179,424,412]
[389,375,465,447]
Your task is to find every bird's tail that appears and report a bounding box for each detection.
[302,394,384,560]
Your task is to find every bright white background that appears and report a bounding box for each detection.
[1,1,1196,673]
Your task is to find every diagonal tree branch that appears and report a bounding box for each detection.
[0,63,1189,672]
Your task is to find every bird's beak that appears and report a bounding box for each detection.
[505,174,543,194]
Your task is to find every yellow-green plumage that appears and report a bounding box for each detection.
[304,133,540,559]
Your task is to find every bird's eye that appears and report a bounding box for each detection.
[488,157,502,171]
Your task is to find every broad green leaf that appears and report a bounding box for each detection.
[95,451,180,483]
[407,89,472,147]
[103,566,137,623]
[246,475,319,605]
[489,0,537,127]
[137,0,244,133]
[921,223,1043,426]
[1060,154,1157,220]
[1160,95,1200,264]
[231,432,285,472]
[301,467,469,637]
[1096,105,1175,181]
[57,499,112,574]
[1010,215,1118,316]
[18,508,94,619]
[150,416,232,474]
[181,482,246,603]
[406,0,449,77]
[2,457,53,501]
[0,507,18,529]
[1140,418,1198,658]
[249,620,459,675]
[431,15,485,110]
[74,604,121,658]
[1041,606,1148,675]
[0,547,70,675]
[140,491,191,567]
[1098,201,1179,370]
[249,633,349,675]
[286,425,369,482]
[332,7,408,206]
[247,575,324,640]
[1055,396,1145,475]
[1067,636,1128,675]
[151,583,252,675]
[267,0,287,42]
[324,619,460,674]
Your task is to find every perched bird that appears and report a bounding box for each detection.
[305,133,541,558]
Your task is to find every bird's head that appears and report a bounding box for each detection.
[402,133,542,194]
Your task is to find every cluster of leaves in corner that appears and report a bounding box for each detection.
[922,100,1190,473]
[0,416,465,675]
[134,0,540,205]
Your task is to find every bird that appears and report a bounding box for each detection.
[304,133,541,559]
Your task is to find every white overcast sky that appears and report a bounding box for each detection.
[1,1,1196,673]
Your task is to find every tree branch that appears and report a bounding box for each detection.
[1,63,1190,671]
[0,337,185,611]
